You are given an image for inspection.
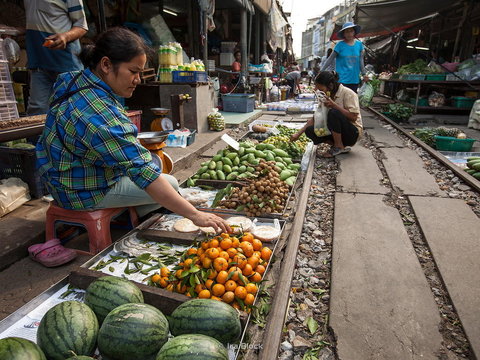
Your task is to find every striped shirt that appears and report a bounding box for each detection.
[24,0,88,72]
[36,69,161,209]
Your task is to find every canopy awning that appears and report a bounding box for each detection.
[330,0,457,40]
[215,0,255,13]
[253,0,272,14]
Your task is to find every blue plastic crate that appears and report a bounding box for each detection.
[222,94,255,113]
[172,71,207,83]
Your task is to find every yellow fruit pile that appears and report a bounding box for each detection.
[150,232,272,311]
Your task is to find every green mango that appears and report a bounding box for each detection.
[238,147,245,156]
[254,150,266,158]
[201,173,211,179]
[187,178,195,187]
[238,165,247,173]
[212,154,222,161]
[273,148,289,157]
[222,157,233,166]
[247,166,255,173]
[197,166,208,175]
[264,144,276,151]
[216,170,226,180]
[233,157,240,166]
[223,164,232,173]
[226,172,238,180]
[256,143,267,151]
[227,152,238,160]
[208,160,216,169]
[285,176,296,186]
[280,169,293,181]
[208,170,217,178]
[216,161,223,170]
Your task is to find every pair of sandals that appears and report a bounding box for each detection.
[28,239,77,267]
[321,146,352,158]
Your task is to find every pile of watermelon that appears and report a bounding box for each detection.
[0,275,242,360]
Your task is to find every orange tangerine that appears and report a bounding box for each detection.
[225,280,237,292]
[209,239,219,248]
[198,289,211,299]
[252,239,263,251]
[232,254,247,269]
[166,284,174,292]
[197,248,205,257]
[227,248,237,258]
[240,241,254,257]
[195,284,206,293]
[245,283,258,294]
[228,267,242,282]
[231,237,240,248]
[255,265,266,275]
[220,238,233,250]
[234,286,247,300]
[216,270,229,284]
[184,258,193,267]
[222,291,235,303]
[201,241,209,250]
[207,269,218,280]
[219,251,230,261]
[232,302,241,310]
[151,274,161,283]
[261,247,272,261]
[205,279,214,289]
[213,257,229,272]
[160,267,170,277]
[220,233,229,238]
[242,263,253,277]
[242,233,254,243]
[206,247,220,259]
[212,283,226,297]
[176,283,187,293]
[159,277,169,288]
[202,257,213,268]
[247,256,259,269]
[175,269,184,279]
[211,296,222,301]
[250,272,262,283]
[244,293,255,306]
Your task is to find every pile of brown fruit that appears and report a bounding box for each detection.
[218,160,291,217]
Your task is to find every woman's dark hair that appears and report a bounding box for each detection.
[326,48,333,57]
[79,27,150,70]
[234,50,241,57]
[315,71,340,95]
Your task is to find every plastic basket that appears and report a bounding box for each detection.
[172,71,208,83]
[451,96,475,109]
[0,102,19,121]
[126,110,142,131]
[409,98,428,106]
[222,94,255,113]
[434,135,475,152]
[187,129,196,146]
[407,74,425,81]
[0,146,46,198]
[0,63,11,82]
[425,74,446,81]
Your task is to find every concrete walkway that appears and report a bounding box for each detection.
[331,112,480,359]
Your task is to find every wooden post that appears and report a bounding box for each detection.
[255,13,261,64]
[241,8,248,84]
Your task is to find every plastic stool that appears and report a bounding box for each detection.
[45,203,139,255]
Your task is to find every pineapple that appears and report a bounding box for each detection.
[436,127,461,138]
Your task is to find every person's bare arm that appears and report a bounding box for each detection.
[290,117,313,141]
[44,26,87,50]
[145,176,230,233]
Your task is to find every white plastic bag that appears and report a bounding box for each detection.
[0,178,30,217]
[313,100,329,137]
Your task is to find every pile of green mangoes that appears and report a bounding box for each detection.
[187,141,300,186]
[465,157,480,180]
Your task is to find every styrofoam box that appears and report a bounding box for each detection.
[220,53,234,66]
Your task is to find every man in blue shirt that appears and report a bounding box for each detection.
[24,0,88,115]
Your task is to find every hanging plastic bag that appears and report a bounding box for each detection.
[358,82,374,107]
[313,91,329,137]
[207,108,225,131]
[0,178,30,217]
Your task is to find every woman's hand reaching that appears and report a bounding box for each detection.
[190,211,231,234]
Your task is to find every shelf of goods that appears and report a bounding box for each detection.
[382,78,480,112]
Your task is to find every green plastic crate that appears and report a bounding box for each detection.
[425,74,446,81]
[434,135,475,152]
[451,96,475,109]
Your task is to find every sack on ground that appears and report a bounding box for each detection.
[0,177,30,217]
[313,102,330,137]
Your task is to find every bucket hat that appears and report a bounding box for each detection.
[337,22,361,39]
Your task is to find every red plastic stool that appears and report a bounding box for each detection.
[45,203,139,255]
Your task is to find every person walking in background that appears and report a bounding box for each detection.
[290,71,362,157]
[24,0,88,115]
[231,50,241,72]
[285,70,308,98]
[321,22,367,93]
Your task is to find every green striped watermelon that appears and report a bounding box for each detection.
[169,299,242,344]
[0,337,46,360]
[36,301,98,360]
[84,275,144,323]
[156,334,229,360]
[98,303,169,360]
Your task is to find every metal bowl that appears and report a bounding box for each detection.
[150,107,170,116]
[137,131,170,144]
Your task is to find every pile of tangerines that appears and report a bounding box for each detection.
[150,232,272,311]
